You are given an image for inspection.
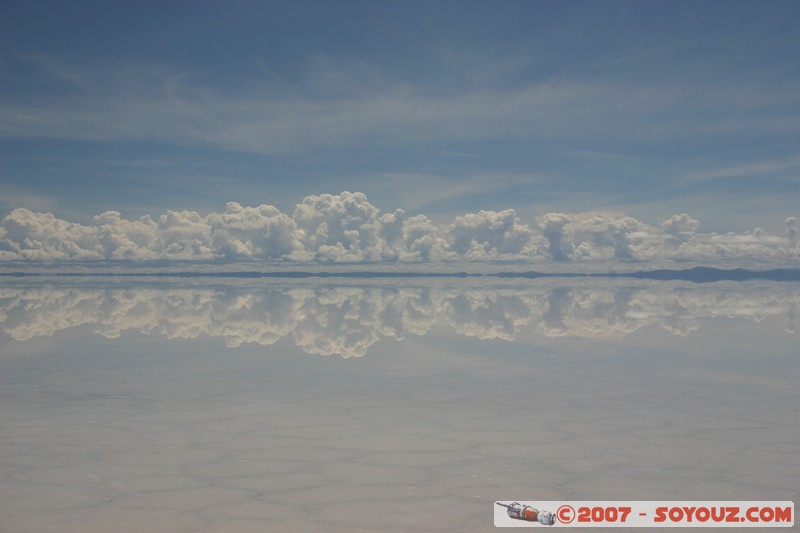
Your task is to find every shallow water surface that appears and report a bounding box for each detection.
[0,279,797,532]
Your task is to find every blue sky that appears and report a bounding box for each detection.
[1,1,799,266]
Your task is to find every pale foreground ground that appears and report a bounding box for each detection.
[0,281,797,532]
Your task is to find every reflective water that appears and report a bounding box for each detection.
[1,279,798,532]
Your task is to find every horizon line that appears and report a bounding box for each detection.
[2,267,800,283]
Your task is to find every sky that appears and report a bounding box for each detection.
[0,0,799,267]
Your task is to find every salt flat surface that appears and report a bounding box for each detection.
[0,280,797,532]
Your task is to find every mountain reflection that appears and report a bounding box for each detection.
[1,281,797,357]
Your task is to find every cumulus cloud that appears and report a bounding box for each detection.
[661,213,701,234]
[0,191,797,266]
[292,192,387,262]
[539,213,573,261]
[448,209,536,260]
[787,217,798,247]
[1,282,796,357]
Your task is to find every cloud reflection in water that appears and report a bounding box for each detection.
[1,281,797,357]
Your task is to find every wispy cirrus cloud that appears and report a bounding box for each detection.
[2,56,798,156]
[683,155,800,183]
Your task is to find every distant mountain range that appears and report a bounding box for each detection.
[612,267,800,282]
[2,267,799,282]
[508,267,800,282]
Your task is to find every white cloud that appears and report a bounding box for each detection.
[1,191,797,266]
[539,213,573,261]
[567,215,650,261]
[660,213,700,235]
[292,192,385,262]
[207,202,299,260]
[1,209,105,261]
[787,217,798,247]
[448,209,536,260]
